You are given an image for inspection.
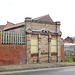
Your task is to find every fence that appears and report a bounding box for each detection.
[0,33,26,65]
[1,31,26,45]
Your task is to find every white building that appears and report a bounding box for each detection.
[64,43,75,56]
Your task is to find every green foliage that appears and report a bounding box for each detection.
[62,56,73,62]
[73,57,75,62]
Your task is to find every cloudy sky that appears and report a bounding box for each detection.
[0,0,75,38]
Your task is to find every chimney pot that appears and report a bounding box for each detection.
[25,17,31,20]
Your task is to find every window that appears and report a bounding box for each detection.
[51,38,57,52]
[31,38,38,54]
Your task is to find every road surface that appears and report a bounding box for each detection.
[1,66,75,75]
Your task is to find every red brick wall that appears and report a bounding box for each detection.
[61,45,64,59]
[0,35,26,65]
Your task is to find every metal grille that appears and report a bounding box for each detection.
[1,31,26,45]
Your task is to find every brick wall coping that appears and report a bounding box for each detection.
[25,20,60,25]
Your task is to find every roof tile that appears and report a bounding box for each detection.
[0,25,5,30]
[33,14,54,22]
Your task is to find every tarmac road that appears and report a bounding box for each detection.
[1,66,75,75]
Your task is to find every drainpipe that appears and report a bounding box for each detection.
[24,19,27,64]
[55,21,61,62]
[37,34,39,63]
[55,22,58,62]
[56,35,58,62]
[48,34,50,63]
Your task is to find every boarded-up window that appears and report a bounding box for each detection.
[51,39,56,45]
[31,38,38,54]
[1,31,26,45]
[51,38,57,52]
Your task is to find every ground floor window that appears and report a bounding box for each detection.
[50,38,57,52]
[31,38,38,54]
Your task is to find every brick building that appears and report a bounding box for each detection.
[0,14,63,65]
[25,15,62,63]
[64,36,75,43]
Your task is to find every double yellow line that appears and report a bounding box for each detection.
[0,66,75,74]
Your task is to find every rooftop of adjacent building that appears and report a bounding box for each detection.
[64,36,75,43]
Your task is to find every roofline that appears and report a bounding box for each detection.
[3,25,24,31]
[25,19,56,25]
[3,25,14,31]
[3,22,25,31]
[33,14,49,20]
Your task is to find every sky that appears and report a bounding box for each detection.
[0,0,75,39]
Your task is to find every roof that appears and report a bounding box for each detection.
[9,22,24,29]
[64,36,75,43]
[3,22,24,30]
[0,25,5,30]
[33,14,54,22]
[64,36,75,40]
[4,21,14,28]
[71,37,75,43]
[3,14,54,30]
[71,37,75,40]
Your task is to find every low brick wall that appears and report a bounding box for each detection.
[0,35,26,65]
[61,45,64,59]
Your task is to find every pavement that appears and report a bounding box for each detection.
[2,66,75,75]
[0,62,75,72]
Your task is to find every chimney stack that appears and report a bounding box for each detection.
[56,21,61,25]
[25,17,32,21]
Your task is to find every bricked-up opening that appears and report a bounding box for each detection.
[51,38,57,52]
[1,31,26,45]
[31,38,38,56]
